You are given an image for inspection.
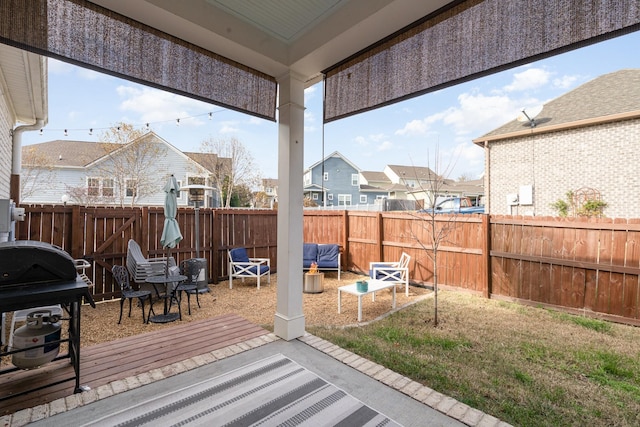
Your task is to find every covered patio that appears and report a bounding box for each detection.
[1,1,639,425]
[3,0,637,341]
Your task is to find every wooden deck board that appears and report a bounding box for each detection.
[0,313,268,416]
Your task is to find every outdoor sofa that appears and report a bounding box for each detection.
[303,243,341,280]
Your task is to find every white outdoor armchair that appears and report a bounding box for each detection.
[228,247,270,289]
[369,252,411,296]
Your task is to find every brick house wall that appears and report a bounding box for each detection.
[487,118,640,218]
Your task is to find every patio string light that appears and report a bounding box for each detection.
[36,109,226,137]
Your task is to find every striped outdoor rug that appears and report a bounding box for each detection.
[85,354,400,426]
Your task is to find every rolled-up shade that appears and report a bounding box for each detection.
[324,0,640,123]
[0,0,277,121]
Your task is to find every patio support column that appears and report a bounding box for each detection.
[273,71,306,340]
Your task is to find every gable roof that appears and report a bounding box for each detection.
[386,165,439,180]
[361,171,391,183]
[475,69,640,144]
[305,151,361,173]
[22,132,226,173]
[22,140,120,167]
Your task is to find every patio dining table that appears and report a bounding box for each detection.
[145,274,186,323]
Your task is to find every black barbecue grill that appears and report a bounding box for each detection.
[0,240,95,401]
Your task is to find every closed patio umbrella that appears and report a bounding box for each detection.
[160,175,183,275]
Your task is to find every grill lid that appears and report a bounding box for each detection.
[0,240,77,287]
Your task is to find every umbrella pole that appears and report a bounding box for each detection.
[165,248,170,277]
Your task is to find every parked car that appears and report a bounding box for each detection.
[418,197,485,214]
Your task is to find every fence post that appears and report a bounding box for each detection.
[70,205,83,259]
[377,212,384,261]
[140,206,148,254]
[482,214,492,298]
[211,210,219,284]
[342,210,349,270]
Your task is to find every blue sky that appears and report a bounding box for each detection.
[21,31,640,181]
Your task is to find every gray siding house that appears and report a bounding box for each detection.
[474,69,640,218]
[304,151,361,207]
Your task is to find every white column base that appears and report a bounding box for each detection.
[273,312,305,341]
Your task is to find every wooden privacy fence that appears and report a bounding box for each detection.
[15,205,640,326]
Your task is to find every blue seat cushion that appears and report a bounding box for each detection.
[303,243,318,268]
[369,264,402,281]
[247,265,270,275]
[317,244,339,268]
[230,248,250,263]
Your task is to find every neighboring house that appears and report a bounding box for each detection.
[304,151,361,207]
[0,45,47,201]
[21,131,226,207]
[305,154,483,210]
[407,177,485,208]
[259,178,278,208]
[474,69,640,218]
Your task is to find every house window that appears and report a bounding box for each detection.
[323,172,329,181]
[338,194,351,206]
[352,174,359,186]
[87,178,100,196]
[312,193,318,200]
[360,195,367,204]
[102,179,114,197]
[125,179,137,197]
[327,194,333,201]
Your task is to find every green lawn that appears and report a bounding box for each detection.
[307,291,640,427]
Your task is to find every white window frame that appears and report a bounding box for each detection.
[125,179,137,198]
[323,172,329,181]
[352,174,359,186]
[360,195,367,204]
[338,194,352,206]
[327,193,333,201]
[102,178,114,197]
[312,193,318,200]
[87,177,100,196]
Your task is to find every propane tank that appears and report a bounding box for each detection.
[11,310,62,369]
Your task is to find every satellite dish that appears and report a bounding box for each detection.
[516,105,543,127]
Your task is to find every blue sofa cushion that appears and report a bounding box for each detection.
[317,244,339,268]
[369,263,402,281]
[303,243,318,268]
[230,248,250,263]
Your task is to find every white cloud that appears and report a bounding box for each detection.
[354,136,368,146]
[395,119,430,136]
[220,122,240,134]
[369,133,386,142]
[116,85,210,126]
[377,140,393,151]
[552,74,581,89]
[502,67,551,92]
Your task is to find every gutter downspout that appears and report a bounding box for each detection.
[11,119,46,204]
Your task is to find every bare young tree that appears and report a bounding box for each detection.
[408,147,459,327]
[96,123,164,206]
[20,147,57,200]
[199,137,261,208]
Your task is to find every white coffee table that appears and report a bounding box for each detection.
[338,279,396,322]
